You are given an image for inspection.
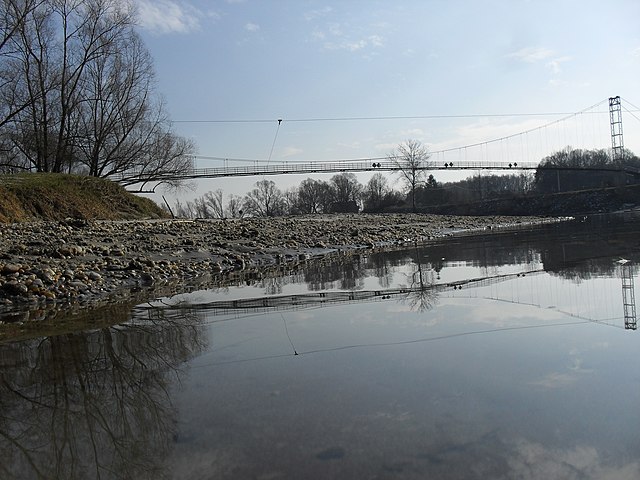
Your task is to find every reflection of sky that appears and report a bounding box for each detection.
[167,264,640,479]
[157,219,640,478]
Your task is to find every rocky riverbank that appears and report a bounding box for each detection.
[0,213,558,323]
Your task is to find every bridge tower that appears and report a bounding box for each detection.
[609,96,624,160]
[621,261,636,330]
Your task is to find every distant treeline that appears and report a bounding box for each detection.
[173,147,640,218]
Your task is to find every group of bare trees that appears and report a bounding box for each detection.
[173,139,434,218]
[173,139,640,218]
[0,0,194,183]
[534,146,640,193]
[174,172,388,219]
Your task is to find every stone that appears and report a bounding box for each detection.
[2,263,21,275]
[87,271,102,281]
[2,281,28,296]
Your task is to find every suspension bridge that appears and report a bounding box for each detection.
[113,96,640,190]
[115,159,640,182]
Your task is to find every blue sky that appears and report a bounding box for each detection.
[133,0,640,201]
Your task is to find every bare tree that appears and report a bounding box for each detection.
[297,177,332,214]
[173,198,195,218]
[7,0,56,172]
[189,189,244,218]
[192,196,210,218]
[1,0,39,52]
[0,0,43,132]
[282,186,299,215]
[75,29,152,176]
[9,0,137,172]
[227,193,243,218]
[202,189,225,218]
[127,127,195,190]
[389,139,431,212]
[363,172,390,212]
[0,0,194,185]
[243,179,284,217]
[76,29,196,186]
[329,172,362,212]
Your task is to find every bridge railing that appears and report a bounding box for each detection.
[110,159,640,184]
[110,159,546,183]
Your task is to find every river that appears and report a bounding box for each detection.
[1,212,640,479]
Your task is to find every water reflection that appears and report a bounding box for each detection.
[165,270,640,478]
[620,261,637,329]
[3,212,640,479]
[0,307,206,480]
[141,262,628,333]
[187,213,640,326]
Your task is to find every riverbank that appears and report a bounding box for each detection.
[0,213,560,326]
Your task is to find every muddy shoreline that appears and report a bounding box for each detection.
[0,213,563,327]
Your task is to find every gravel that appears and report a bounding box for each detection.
[0,213,557,321]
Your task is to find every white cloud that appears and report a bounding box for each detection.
[309,17,385,54]
[245,22,260,32]
[323,35,385,52]
[507,46,555,63]
[304,6,333,21]
[546,55,572,74]
[633,46,640,58]
[207,10,222,22]
[328,23,343,36]
[281,146,303,158]
[368,35,384,48]
[136,0,202,34]
[508,438,640,480]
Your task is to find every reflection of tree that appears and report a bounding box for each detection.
[0,305,206,480]
[260,276,284,295]
[304,255,366,291]
[370,254,394,288]
[540,214,640,280]
[401,244,439,312]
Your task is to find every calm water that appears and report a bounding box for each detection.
[2,213,640,479]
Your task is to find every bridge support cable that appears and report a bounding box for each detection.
[609,96,624,160]
[112,98,635,185]
[621,97,640,125]
[267,119,282,166]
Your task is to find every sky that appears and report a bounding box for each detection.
[132,0,640,203]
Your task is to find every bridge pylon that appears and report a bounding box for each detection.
[620,261,636,330]
[609,96,624,160]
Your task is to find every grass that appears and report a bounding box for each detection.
[0,173,170,222]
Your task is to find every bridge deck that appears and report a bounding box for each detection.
[111,160,640,184]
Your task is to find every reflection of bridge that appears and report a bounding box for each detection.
[136,264,636,330]
[135,269,537,317]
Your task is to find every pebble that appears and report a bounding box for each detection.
[0,214,554,318]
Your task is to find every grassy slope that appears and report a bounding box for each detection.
[0,173,169,222]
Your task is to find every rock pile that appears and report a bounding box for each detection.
[0,213,548,317]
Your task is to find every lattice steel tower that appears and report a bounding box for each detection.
[609,96,624,160]
[621,261,636,330]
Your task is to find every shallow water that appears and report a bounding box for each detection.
[2,213,640,479]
